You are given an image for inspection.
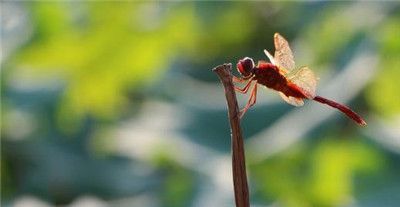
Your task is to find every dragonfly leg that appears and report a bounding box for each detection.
[232,75,246,83]
[239,82,258,119]
[234,80,253,94]
[233,77,254,94]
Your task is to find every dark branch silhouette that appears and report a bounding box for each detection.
[213,63,250,207]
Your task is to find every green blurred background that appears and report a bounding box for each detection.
[1,1,400,207]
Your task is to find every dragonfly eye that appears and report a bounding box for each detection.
[237,57,254,77]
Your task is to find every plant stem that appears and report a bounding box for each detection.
[213,63,250,207]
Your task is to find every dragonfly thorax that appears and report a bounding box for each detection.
[237,57,255,79]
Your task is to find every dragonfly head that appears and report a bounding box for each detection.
[237,57,255,78]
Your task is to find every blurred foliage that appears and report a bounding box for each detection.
[302,4,358,67]
[5,2,256,131]
[153,154,196,207]
[8,2,200,130]
[2,1,400,207]
[366,16,400,118]
[251,137,384,207]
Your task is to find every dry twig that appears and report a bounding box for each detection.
[213,63,250,207]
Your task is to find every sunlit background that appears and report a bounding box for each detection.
[1,1,400,207]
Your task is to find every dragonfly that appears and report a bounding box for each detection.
[233,33,366,126]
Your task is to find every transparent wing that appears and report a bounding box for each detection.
[274,33,296,72]
[279,92,304,106]
[264,49,289,74]
[287,66,317,99]
[264,49,276,65]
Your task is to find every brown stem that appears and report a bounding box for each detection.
[213,63,250,207]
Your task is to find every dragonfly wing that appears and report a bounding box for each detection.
[264,49,289,74]
[279,92,304,106]
[274,33,296,72]
[287,66,317,99]
[264,49,276,65]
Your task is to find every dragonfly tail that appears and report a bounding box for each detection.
[313,96,367,126]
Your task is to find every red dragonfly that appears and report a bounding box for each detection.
[233,33,366,126]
